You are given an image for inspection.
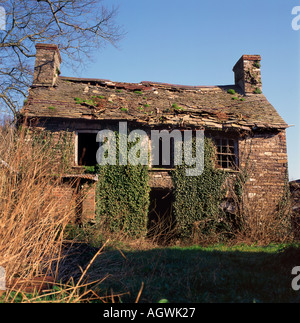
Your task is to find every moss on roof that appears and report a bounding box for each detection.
[21,76,288,131]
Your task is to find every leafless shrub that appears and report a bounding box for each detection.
[225,173,293,245]
[0,123,106,302]
[0,0,124,117]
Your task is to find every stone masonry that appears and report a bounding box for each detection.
[20,44,290,223]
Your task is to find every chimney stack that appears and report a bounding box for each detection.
[233,55,262,95]
[33,44,62,87]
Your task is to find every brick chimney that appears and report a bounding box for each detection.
[232,55,262,95]
[33,44,62,87]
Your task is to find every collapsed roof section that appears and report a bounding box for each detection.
[21,44,288,131]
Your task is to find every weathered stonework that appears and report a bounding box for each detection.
[20,44,290,224]
[290,180,300,214]
[239,130,288,212]
[52,182,77,220]
[290,180,300,239]
[33,44,61,87]
[233,55,262,94]
[149,171,174,189]
[79,181,97,222]
[52,175,97,223]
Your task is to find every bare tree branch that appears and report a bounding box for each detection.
[0,0,124,119]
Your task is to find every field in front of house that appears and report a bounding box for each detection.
[83,243,300,303]
[1,124,298,303]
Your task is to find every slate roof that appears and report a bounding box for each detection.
[21,76,288,131]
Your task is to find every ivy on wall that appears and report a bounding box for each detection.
[171,137,229,241]
[95,134,150,239]
[95,135,232,241]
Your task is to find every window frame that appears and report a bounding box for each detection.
[213,136,239,171]
[75,130,100,166]
[150,136,176,170]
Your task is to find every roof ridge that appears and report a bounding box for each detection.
[59,76,237,91]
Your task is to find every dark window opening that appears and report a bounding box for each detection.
[152,137,175,169]
[147,189,175,244]
[214,138,238,170]
[77,132,98,166]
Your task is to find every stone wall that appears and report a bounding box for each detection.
[80,182,97,222]
[52,182,78,221]
[52,178,97,223]
[239,129,288,212]
[25,123,76,174]
[290,180,300,239]
[26,118,289,221]
[149,171,174,189]
[290,180,300,215]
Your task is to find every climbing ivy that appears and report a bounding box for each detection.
[30,128,73,173]
[171,137,229,241]
[95,133,150,238]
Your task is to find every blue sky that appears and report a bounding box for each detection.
[62,0,300,180]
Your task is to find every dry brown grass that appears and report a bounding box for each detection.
[0,121,293,302]
[0,123,105,302]
[147,200,177,246]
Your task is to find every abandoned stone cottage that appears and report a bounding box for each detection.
[20,43,289,227]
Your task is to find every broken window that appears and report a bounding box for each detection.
[214,138,238,170]
[77,132,99,166]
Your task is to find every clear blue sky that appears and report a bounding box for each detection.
[62,0,300,180]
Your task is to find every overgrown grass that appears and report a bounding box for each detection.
[0,123,108,303]
[0,123,297,303]
[87,243,300,303]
